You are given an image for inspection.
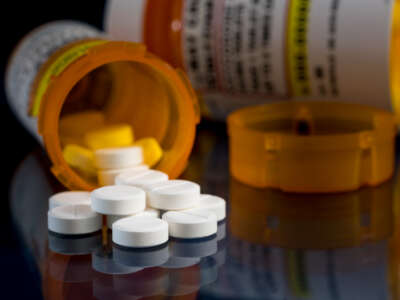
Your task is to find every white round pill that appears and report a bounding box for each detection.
[97,164,149,186]
[91,185,146,215]
[115,169,169,191]
[162,209,217,239]
[94,146,143,169]
[48,204,102,235]
[113,216,169,248]
[185,194,226,222]
[107,208,160,228]
[49,191,91,210]
[148,180,201,210]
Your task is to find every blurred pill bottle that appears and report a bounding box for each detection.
[5,21,200,191]
[105,0,400,121]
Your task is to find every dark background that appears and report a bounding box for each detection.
[1,2,106,298]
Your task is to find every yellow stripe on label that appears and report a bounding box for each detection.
[287,250,310,298]
[30,40,108,116]
[287,0,311,97]
[391,0,400,123]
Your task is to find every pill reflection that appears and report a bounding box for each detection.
[168,235,218,259]
[112,243,170,268]
[48,231,102,256]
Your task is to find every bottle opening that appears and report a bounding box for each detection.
[58,61,182,186]
[36,41,198,191]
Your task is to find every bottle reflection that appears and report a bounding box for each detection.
[225,178,397,300]
[230,178,394,249]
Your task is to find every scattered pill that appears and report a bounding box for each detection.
[184,194,226,222]
[63,144,97,177]
[94,146,143,170]
[134,137,163,167]
[48,204,102,235]
[91,185,146,215]
[49,191,91,210]
[84,124,134,150]
[116,169,169,191]
[97,164,149,186]
[113,216,169,248]
[107,207,160,229]
[148,180,200,210]
[162,209,217,239]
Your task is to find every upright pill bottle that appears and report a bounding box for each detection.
[6,21,200,191]
[105,0,400,120]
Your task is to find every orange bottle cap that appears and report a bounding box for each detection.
[228,102,396,193]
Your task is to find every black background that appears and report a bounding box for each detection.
[1,2,106,298]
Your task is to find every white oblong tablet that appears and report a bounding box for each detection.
[148,180,201,210]
[113,216,169,248]
[97,164,149,186]
[49,191,91,210]
[94,146,143,170]
[91,185,146,215]
[115,169,169,191]
[48,204,102,235]
[185,194,226,222]
[107,207,160,229]
[162,209,217,239]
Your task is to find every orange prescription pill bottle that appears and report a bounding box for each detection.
[105,0,400,121]
[6,21,200,191]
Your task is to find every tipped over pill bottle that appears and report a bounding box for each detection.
[6,21,200,191]
[105,0,400,121]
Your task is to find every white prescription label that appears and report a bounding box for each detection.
[181,0,395,119]
[182,0,287,95]
[5,21,100,140]
[305,0,393,110]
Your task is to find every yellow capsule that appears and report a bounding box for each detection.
[59,111,106,138]
[134,137,163,168]
[84,124,134,150]
[59,111,106,147]
[63,144,97,177]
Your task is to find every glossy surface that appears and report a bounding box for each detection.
[9,125,400,299]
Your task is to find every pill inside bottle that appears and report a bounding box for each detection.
[6,21,200,191]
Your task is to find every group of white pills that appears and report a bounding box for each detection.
[48,167,226,249]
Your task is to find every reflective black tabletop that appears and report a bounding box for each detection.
[9,125,400,300]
